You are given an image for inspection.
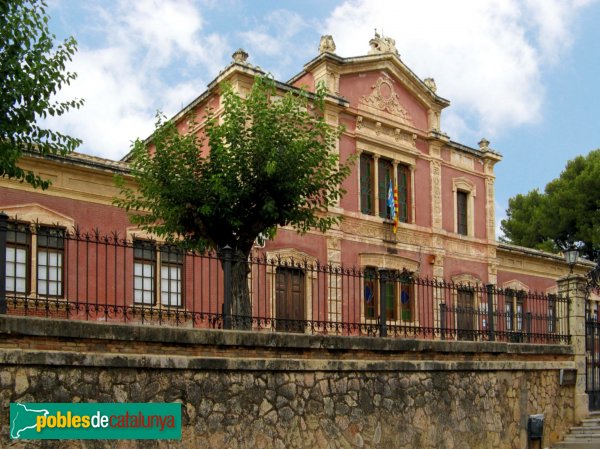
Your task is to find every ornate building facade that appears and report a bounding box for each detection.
[0,34,590,330]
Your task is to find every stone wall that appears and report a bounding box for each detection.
[0,316,576,449]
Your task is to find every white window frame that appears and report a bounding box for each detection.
[452,177,476,237]
[132,239,184,308]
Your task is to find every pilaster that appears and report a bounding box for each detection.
[430,158,442,230]
[326,235,342,325]
[312,61,340,95]
[373,155,380,217]
[558,274,589,422]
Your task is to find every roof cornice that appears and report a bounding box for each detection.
[289,52,450,109]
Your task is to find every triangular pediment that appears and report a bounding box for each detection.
[343,65,431,132]
[298,51,448,134]
[0,203,74,228]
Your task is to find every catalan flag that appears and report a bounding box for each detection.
[387,180,395,222]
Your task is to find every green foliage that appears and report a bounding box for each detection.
[116,76,353,255]
[501,149,600,259]
[0,0,83,189]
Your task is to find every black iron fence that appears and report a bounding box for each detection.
[586,318,600,410]
[0,217,569,344]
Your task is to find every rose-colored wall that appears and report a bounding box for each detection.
[339,113,356,133]
[264,229,328,263]
[0,187,132,232]
[339,71,428,132]
[416,137,429,156]
[496,270,557,293]
[291,72,315,91]
[444,257,489,284]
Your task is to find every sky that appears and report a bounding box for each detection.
[44,0,600,235]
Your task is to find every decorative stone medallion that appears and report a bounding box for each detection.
[359,77,413,125]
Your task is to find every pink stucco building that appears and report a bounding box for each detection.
[1,34,590,335]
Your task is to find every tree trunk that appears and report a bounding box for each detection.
[221,246,252,330]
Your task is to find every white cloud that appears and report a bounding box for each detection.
[238,30,283,56]
[44,47,152,160]
[237,10,314,79]
[324,0,594,143]
[43,0,596,160]
[44,0,229,160]
[523,0,595,63]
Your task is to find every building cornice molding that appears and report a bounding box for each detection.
[293,52,450,111]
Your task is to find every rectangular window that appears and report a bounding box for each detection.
[360,154,375,215]
[134,240,156,305]
[480,302,488,331]
[377,158,393,219]
[400,281,414,322]
[363,268,398,321]
[6,222,30,294]
[397,164,411,223]
[160,246,183,307]
[504,290,526,335]
[457,191,468,235]
[548,295,556,333]
[381,270,397,320]
[516,296,524,332]
[364,267,378,319]
[37,227,64,297]
[505,300,514,332]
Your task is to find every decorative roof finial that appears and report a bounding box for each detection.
[478,138,490,151]
[232,48,249,64]
[368,31,398,56]
[319,35,336,54]
[424,78,437,93]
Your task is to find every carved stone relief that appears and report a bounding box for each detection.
[354,116,417,149]
[359,77,413,125]
[339,216,430,249]
[451,151,474,171]
[485,178,496,241]
[368,32,398,55]
[423,78,437,93]
[360,253,419,273]
[319,35,336,54]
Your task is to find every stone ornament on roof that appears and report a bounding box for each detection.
[319,35,336,54]
[368,30,398,55]
[232,48,249,64]
[478,138,501,157]
[479,138,490,151]
[424,78,437,93]
[359,76,413,125]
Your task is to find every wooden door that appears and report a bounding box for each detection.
[457,289,475,340]
[275,267,305,332]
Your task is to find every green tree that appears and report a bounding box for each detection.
[501,149,600,259]
[116,76,353,326]
[1,0,83,189]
